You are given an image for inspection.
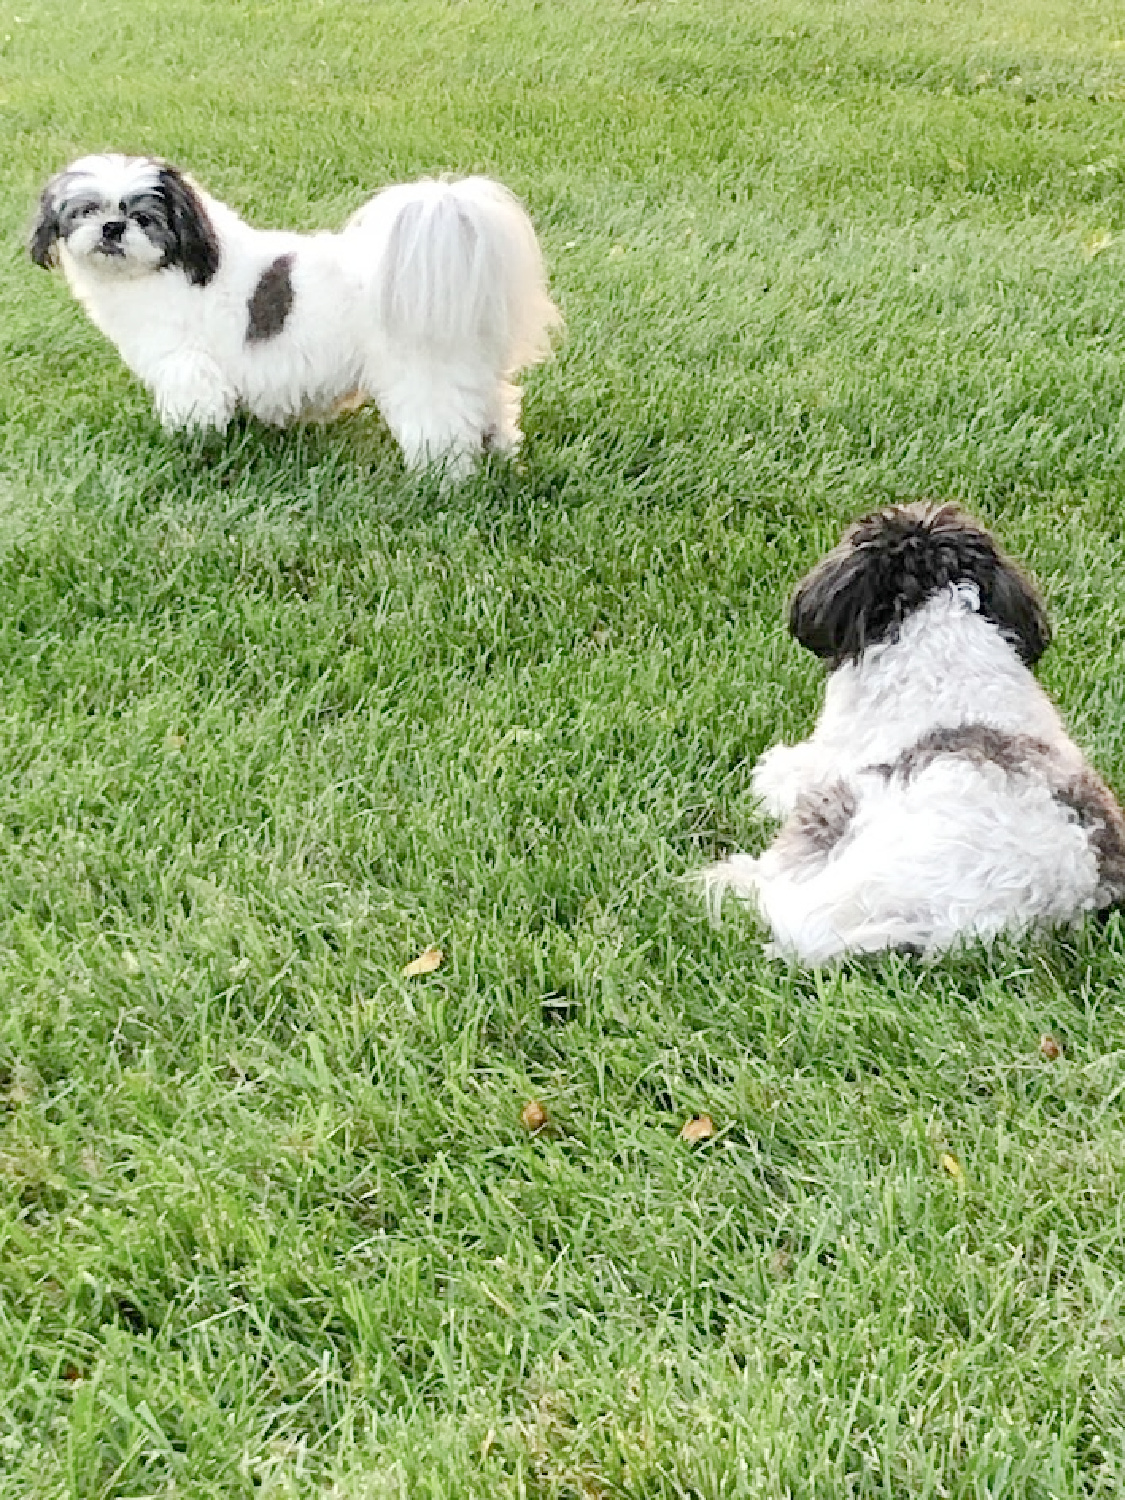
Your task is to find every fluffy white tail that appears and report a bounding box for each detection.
[349,176,560,370]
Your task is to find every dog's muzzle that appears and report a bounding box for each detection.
[98,220,127,255]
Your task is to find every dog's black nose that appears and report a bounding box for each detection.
[102,220,126,242]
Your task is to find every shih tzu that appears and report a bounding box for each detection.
[701,503,1125,964]
[30,154,560,475]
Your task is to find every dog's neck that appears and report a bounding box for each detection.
[813,586,1069,765]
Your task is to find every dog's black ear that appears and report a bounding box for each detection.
[923,504,1052,666]
[157,164,220,286]
[788,544,885,664]
[980,553,1051,666]
[29,176,66,268]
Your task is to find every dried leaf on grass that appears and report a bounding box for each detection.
[1083,229,1114,261]
[769,1248,794,1279]
[940,1152,963,1179]
[520,1099,548,1132]
[402,946,443,977]
[1039,1033,1063,1061]
[680,1113,715,1144]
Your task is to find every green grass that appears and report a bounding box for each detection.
[3,0,1125,1493]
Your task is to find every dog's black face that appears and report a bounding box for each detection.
[789,502,1051,669]
[29,154,220,286]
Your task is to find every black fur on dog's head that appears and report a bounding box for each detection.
[789,502,1051,669]
[29,154,220,286]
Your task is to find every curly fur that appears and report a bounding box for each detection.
[700,503,1125,964]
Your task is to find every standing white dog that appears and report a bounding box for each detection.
[701,503,1125,963]
[30,154,560,475]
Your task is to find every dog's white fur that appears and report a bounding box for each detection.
[701,507,1125,964]
[32,154,560,476]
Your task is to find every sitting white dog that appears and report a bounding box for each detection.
[30,154,560,475]
[702,503,1125,963]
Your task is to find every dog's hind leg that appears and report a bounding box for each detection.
[754,773,1102,964]
[374,357,505,478]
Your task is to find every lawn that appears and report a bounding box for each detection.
[2,0,1125,1494]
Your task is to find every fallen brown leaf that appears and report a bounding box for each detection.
[520,1099,548,1132]
[680,1113,715,1144]
[402,946,443,977]
[769,1248,794,1279]
[1039,1033,1063,1061]
[1083,228,1114,261]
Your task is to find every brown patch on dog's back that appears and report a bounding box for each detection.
[879,725,1054,784]
[1055,766,1125,903]
[246,253,295,343]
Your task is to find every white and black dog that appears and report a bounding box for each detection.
[702,503,1125,964]
[30,154,560,475]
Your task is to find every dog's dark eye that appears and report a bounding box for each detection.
[76,203,99,219]
[133,212,152,229]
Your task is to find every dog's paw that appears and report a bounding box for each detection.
[751,743,818,818]
[152,357,236,433]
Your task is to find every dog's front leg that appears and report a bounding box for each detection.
[150,353,237,433]
[751,741,833,818]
